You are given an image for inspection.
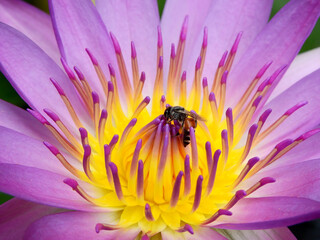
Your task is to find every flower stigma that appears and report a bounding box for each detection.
[28,16,320,238]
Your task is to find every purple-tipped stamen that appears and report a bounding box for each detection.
[157,124,170,179]
[130,139,142,177]
[179,15,189,41]
[255,61,273,79]
[230,31,243,55]
[221,70,228,84]
[226,108,234,146]
[109,134,119,150]
[239,124,258,163]
[85,48,99,66]
[189,127,198,169]
[218,51,228,68]
[104,144,112,184]
[109,162,123,200]
[202,27,208,48]
[221,129,229,164]
[120,118,137,145]
[82,144,93,180]
[44,108,60,122]
[170,171,183,207]
[184,155,191,196]
[60,57,76,80]
[136,160,144,199]
[108,63,116,77]
[145,203,154,221]
[74,66,85,81]
[233,157,260,187]
[246,177,276,195]
[203,209,232,225]
[131,41,137,59]
[177,224,194,235]
[92,91,100,104]
[170,43,176,59]
[205,142,213,173]
[27,109,49,125]
[285,101,308,116]
[207,149,220,195]
[110,32,122,54]
[79,128,88,146]
[192,175,203,212]
[50,78,65,96]
[224,190,246,210]
[296,128,320,141]
[195,56,202,71]
[95,223,119,233]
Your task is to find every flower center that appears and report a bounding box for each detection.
[29,16,319,238]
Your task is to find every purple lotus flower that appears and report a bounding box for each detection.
[0,0,320,239]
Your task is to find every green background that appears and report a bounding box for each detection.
[0,0,319,238]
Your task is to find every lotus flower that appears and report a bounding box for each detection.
[1,0,320,239]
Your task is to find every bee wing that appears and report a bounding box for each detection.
[185,110,206,122]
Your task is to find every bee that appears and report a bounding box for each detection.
[164,106,205,147]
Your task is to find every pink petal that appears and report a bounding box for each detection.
[0,126,70,175]
[0,163,104,212]
[0,100,58,144]
[0,198,61,240]
[49,0,118,103]
[211,196,320,230]
[255,68,320,151]
[161,0,272,89]
[0,0,60,64]
[24,211,139,240]
[270,48,320,101]
[227,0,320,107]
[96,0,160,94]
[240,159,320,202]
[218,228,296,240]
[0,23,89,134]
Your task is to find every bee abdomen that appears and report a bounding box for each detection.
[183,129,191,147]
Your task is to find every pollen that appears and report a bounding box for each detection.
[29,15,319,238]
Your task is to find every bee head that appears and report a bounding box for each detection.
[164,107,171,119]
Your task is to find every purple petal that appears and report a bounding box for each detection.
[0,0,60,63]
[96,0,160,94]
[0,23,88,134]
[218,228,296,240]
[0,198,62,240]
[0,100,58,144]
[161,0,272,89]
[0,163,104,212]
[256,68,320,151]
[270,48,320,101]
[240,159,320,202]
[24,211,139,240]
[49,0,118,103]
[227,0,320,107]
[0,126,70,175]
[211,196,320,230]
